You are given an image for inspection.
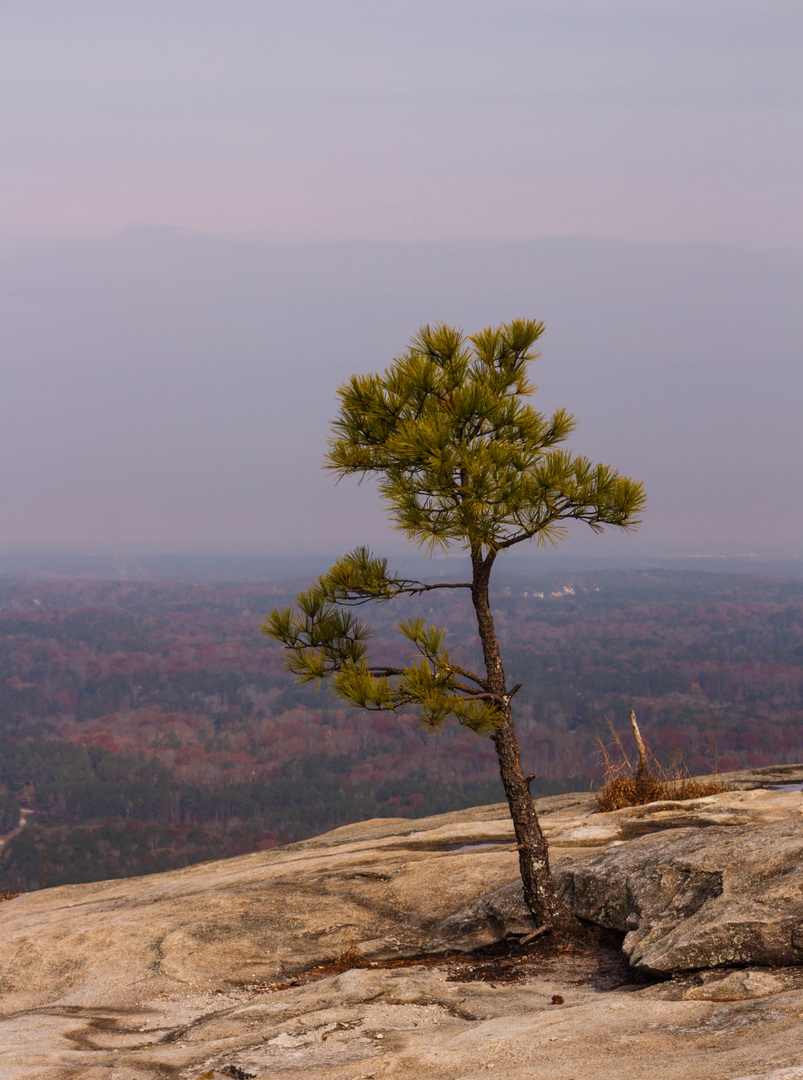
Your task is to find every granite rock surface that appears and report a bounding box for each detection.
[1,763,802,1079]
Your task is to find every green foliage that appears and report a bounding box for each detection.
[263,319,646,732]
[0,739,171,822]
[325,320,644,552]
[263,549,500,732]
[0,795,20,834]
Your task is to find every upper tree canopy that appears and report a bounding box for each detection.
[263,320,645,734]
[325,320,644,553]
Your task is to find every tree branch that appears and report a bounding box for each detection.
[365,668,496,701]
[406,581,473,594]
[449,684,505,703]
[331,578,472,605]
[447,663,490,690]
[496,527,541,550]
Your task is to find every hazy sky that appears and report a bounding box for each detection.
[3,2,800,245]
[1,3,801,561]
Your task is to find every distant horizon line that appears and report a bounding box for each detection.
[0,548,799,570]
[1,230,801,258]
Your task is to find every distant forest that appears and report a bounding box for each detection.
[0,567,801,890]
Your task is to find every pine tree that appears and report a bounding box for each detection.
[263,319,645,929]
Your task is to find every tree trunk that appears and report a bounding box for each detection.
[471,550,568,929]
[492,706,567,927]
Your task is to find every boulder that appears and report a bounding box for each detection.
[559,816,803,973]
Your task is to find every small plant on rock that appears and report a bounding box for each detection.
[595,711,728,812]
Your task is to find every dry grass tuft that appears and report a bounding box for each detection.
[594,712,729,812]
[0,881,22,904]
[329,933,364,973]
[595,772,726,812]
[595,772,669,812]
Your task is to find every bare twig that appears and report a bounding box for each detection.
[519,924,551,945]
[630,709,649,779]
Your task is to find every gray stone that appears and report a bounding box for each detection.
[558,817,803,973]
[644,965,803,1001]
[429,879,537,951]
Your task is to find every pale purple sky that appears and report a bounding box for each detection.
[3,2,800,246]
[1,3,801,559]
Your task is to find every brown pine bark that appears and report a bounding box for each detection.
[470,548,569,929]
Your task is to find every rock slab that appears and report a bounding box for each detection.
[2,771,803,1077]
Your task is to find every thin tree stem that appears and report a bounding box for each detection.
[469,545,567,927]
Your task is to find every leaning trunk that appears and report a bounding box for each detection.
[492,707,567,927]
[471,551,568,928]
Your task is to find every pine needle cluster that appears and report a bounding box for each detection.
[325,321,644,553]
[262,546,500,732]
